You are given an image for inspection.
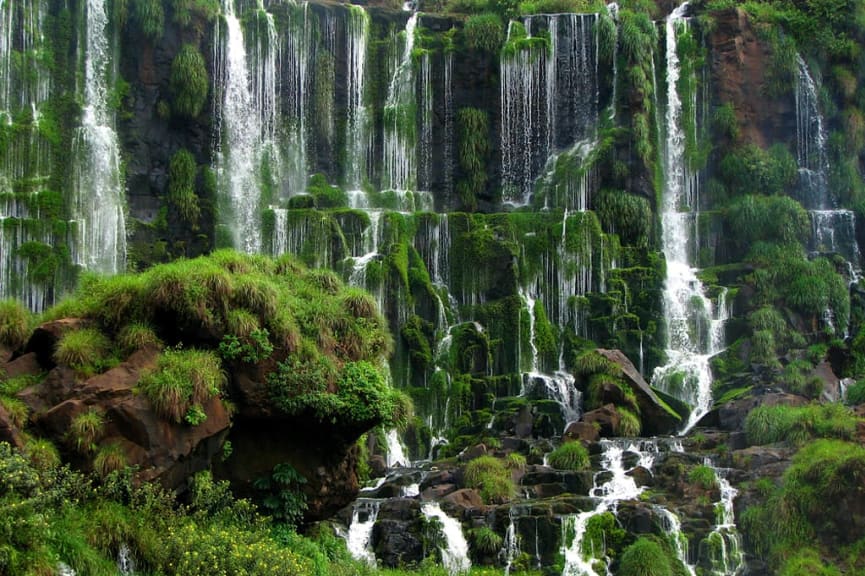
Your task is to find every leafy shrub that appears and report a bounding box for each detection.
[719,144,798,197]
[464,455,514,503]
[53,328,113,375]
[779,549,842,576]
[138,347,225,423]
[463,13,503,53]
[254,463,308,528]
[170,45,208,118]
[596,189,652,247]
[69,408,105,453]
[170,0,220,27]
[24,437,60,470]
[618,537,672,576]
[726,194,810,251]
[168,148,200,227]
[547,441,589,470]
[0,299,31,349]
[846,380,865,405]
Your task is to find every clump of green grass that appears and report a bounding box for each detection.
[687,464,719,490]
[547,441,589,471]
[0,299,31,349]
[93,442,128,478]
[53,328,113,375]
[117,323,162,353]
[69,408,105,453]
[138,347,225,423]
[463,455,514,504]
[745,403,857,446]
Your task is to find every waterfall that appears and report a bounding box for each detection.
[385,428,408,468]
[345,5,370,190]
[562,440,653,575]
[70,0,126,275]
[443,53,455,200]
[418,52,433,192]
[420,501,471,575]
[346,499,381,565]
[795,57,862,272]
[0,0,60,311]
[116,543,136,575]
[214,0,281,253]
[655,507,697,576]
[500,14,598,205]
[502,510,520,575]
[382,13,419,192]
[283,2,311,198]
[704,462,744,575]
[652,3,726,433]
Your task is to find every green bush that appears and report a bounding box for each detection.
[463,455,514,503]
[0,299,31,349]
[779,549,842,576]
[547,441,589,470]
[505,452,526,470]
[618,537,672,576]
[53,328,113,375]
[170,45,209,118]
[138,347,225,423]
[719,144,798,197]
[846,380,865,405]
[168,148,200,227]
[595,190,652,247]
[463,13,503,53]
[726,194,810,251]
[117,323,162,353]
[170,0,220,27]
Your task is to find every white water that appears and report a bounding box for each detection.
[385,428,408,468]
[345,6,370,190]
[214,0,281,252]
[501,14,598,205]
[502,510,520,575]
[562,440,650,575]
[71,0,126,275]
[346,499,381,565]
[418,52,433,192]
[117,543,136,575]
[652,4,727,433]
[655,507,696,576]
[382,13,419,192]
[795,57,862,274]
[443,53,455,198]
[705,463,744,575]
[420,501,471,575]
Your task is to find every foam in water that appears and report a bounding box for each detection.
[652,3,727,433]
[502,510,521,575]
[70,0,126,275]
[420,501,472,574]
[346,499,381,565]
[214,0,281,253]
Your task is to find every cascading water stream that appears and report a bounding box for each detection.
[70,0,126,275]
[420,501,471,574]
[704,462,744,575]
[382,12,419,193]
[345,5,370,190]
[561,439,681,575]
[385,428,409,468]
[500,14,598,206]
[214,0,281,253]
[794,57,862,275]
[652,3,727,433]
[346,499,382,565]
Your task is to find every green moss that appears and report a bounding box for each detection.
[169,45,209,118]
[463,455,514,503]
[463,13,504,53]
[744,403,858,446]
[130,0,164,41]
[456,108,490,211]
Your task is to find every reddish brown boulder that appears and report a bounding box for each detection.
[0,404,25,449]
[442,488,484,511]
[582,404,621,437]
[2,352,41,380]
[564,421,600,443]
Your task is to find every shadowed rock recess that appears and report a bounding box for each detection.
[1,0,865,574]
